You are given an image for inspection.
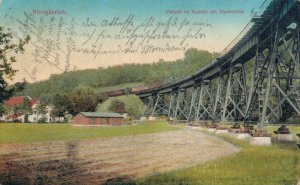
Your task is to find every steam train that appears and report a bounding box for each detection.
[101,82,162,97]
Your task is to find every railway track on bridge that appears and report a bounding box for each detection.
[135,0,300,130]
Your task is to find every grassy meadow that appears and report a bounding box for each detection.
[0,121,299,184]
[0,121,180,144]
[129,126,300,185]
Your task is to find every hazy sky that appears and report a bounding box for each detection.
[0,0,266,83]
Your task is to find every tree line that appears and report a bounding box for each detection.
[0,24,219,119]
[18,49,218,98]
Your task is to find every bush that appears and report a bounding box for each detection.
[108,99,126,114]
[97,95,145,116]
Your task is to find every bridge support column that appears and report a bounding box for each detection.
[151,93,169,116]
[168,92,178,120]
[142,96,155,116]
[246,21,300,128]
[174,89,189,121]
[222,64,248,123]
[213,75,226,122]
[187,86,200,122]
[196,80,214,122]
[222,67,233,123]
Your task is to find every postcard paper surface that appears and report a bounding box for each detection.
[0,0,264,83]
[1,0,300,185]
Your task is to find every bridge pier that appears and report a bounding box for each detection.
[174,88,190,121]
[142,96,155,116]
[187,86,200,122]
[151,93,169,116]
[222,64,248,123]
[196,80,214,122]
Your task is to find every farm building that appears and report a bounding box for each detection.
[2,96,48,122]
[1,96,63,123]
[74,112,125,126]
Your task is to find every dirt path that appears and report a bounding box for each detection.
[0,128,239,185]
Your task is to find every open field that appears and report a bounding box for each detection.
[0,129,238,185]
[0,122,299,185]
[132,127,300,185]
[0,121,179,144]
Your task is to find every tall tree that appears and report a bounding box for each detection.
[36,102,48,122]
[67,92,98,116]
[20,97,32,122]
[0,26,30,102]
[52,94,73,117]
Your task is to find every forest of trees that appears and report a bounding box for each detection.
[18,49,218,98]
[0,48,218,118]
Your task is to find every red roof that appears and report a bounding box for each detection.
[5,96,25,107]
[5,96,39,107]
[31,98,39,106]
[6,113,23,119]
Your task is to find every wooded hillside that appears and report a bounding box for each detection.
[19,49,218,98]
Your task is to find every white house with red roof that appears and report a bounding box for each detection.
[1,96,55,123]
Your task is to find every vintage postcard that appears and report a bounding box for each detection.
[0,0,299,184]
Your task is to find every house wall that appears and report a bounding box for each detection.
[27,111,54,123]
[101,118,109,125]
[28,113,38,122]
[3,98,61,123]
[95,118,101,125]
[74,114,89,125]
[7,115,24,122]
[110,118,125,126]
[52,117,65,123]
[74,114,125,126]
[0,115,5,121]
[5,104,54,123]
[89,118,102,125]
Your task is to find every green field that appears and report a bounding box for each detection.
[1,122,299,184]
[0,121,179,144]
[130,128,300,185]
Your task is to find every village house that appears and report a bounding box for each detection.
[0,96,63,123]
[74,112,125,126]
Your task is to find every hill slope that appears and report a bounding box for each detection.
[19,49,218,98]
[97,94,145,117]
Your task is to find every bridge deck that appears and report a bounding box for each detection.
[137,0,299,98]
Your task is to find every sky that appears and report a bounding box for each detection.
[0,0,266,83]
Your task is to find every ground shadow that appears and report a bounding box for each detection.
[0,141,88,185]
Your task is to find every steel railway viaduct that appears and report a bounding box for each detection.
[135,0,300,130]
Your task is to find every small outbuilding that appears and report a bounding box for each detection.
[74,112,125,126]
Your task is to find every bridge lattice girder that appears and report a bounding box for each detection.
[139,0,300,126]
